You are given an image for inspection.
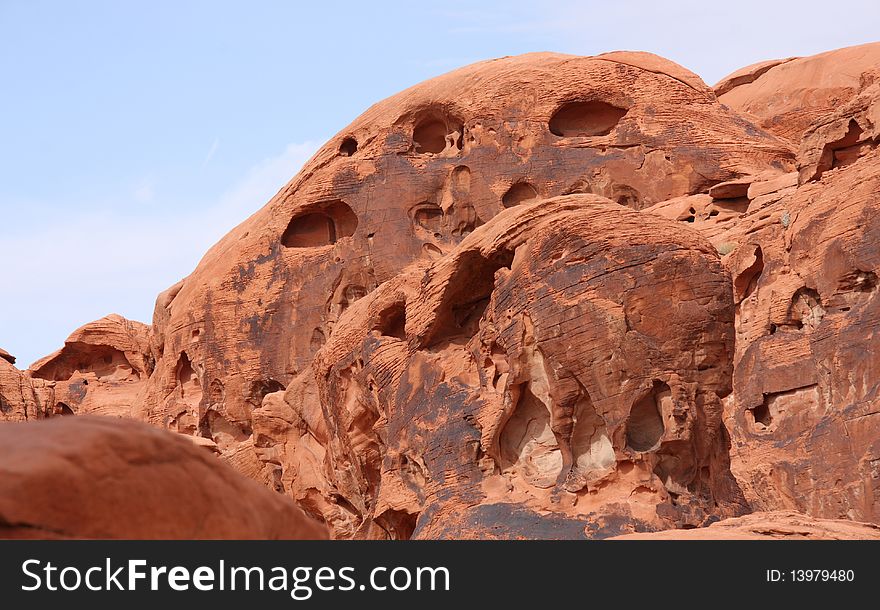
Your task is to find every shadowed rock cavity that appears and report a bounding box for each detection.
[549,100,628,137]
[282,200,358,248]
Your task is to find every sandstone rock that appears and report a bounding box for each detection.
[0,348,15,365]
[797,79,880,183]
[655,145,880,524]
[131,51,793,499]
[708,178,751,200]
[11,46,880,540]
[713,58,797,97]
[0,416,327,539]
[266,194,747,539]
[29,314,151,418]
[610,511,880,540]
[0,358,46,422]
[642,193,748,249]
[718,42,880,143]
[746,171,798,200]
[726,148,880,523]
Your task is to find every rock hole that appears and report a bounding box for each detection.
[499,383,562,489]
[374,301,407,340]
[422,248,515,346]
[176,353,203,408]
[281,200,358,248]
[200,409,252,449]
[549,100,628,137]
[413,114,463,154]
[53,402,74,416]
[749,400,773,429]
[374,510,419,540]
[310,328,326,351]
[819,119,865,178]
[625,380,668,452]
[246,378,286,408]
[733,245,764,303]
[339,136,358,156]
[829,269,878,311]
[412,203,443,232]
[612,185,641,208]
[787,287,824,330]
[567,391,615,488]
[31,342,137,382]
[838,269,877,294]
[422,243,443,258]
[502,182,538,208]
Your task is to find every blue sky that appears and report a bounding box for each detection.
[2,0,878,367]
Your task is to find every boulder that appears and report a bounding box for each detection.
[0,416,327,539]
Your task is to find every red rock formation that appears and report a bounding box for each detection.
[255,195,747,538]
[131,51,793,503]
[650,51,880,525]
[0,416,327,539]
[717,42,880,143]
[28,314,152,418]
[610,511,880,540]
[0,347,16,365]
[718,148,880,523]
[7,45,880,540]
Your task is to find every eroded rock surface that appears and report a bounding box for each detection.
[653,51,880,525]
[131,51,792,498]
[0,358,47,422]
[256,195,747,538]
[8,46,880,539]
[29,314,152,418]
[0,416,327,539]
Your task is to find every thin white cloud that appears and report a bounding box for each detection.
[201,136,220,169]
[133,178,155,203]
[212,141,321,224]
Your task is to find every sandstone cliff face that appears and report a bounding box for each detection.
[0,416,327,539]
[6,45,880,539]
